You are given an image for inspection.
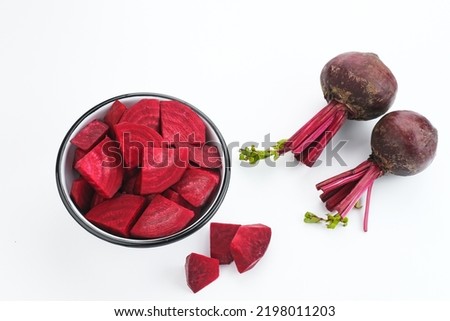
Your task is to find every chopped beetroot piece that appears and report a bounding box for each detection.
[160,100,206,145]
[189,144,222,169]
[90,192,106,209]
[172,168,220,207]
[74,136,124,198]
[130,195,194,239]
[162,189,200,214]
[73,148,88,167]
[121,172,139,194]
[210,222,241,264]
[70,177,94,213]
[119,99,160,132]
[206,168,221,185]
[144,193,157,205]
[123,167,139,180]
[114,122,164,168]
[85,194,146,237]
[138,147,189,195]
[185,253,219,293]
[104,100,127,128]
[230,224,272,273]
[133,170,142,194]
[70,119,109,151]
[92,192,120,209]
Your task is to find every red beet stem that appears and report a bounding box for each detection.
[316,159,383,230]
[334,161,383,217]
[301,110,347,166]
[284,101,338,149]
[318,169,366,196]
[321,181,357,211]
[282,100,347,167]
[316,160,372,190]
[363,182,374,232]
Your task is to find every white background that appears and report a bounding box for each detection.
[1,0,449,303]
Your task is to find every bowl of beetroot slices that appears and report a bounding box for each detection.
[56,92,231,247]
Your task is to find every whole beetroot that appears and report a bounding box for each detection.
[370,111,437,176]
[320,52,398,121]
[306,110,438,231]
[240,51,398,166]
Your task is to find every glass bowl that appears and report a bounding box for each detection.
[56,92,231,247]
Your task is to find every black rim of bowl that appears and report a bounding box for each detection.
[55,92,231,247]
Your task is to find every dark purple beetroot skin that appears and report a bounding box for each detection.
[320,52,398,120]
[370,110,438,176]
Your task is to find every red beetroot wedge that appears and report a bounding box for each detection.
[160,100,206,145]
[90,192,106,209]
[130,195,195,239]
[172,168,220,208]
[70,119,109,151]
[138,147,189,195]
[189,144,222,169]
[185,253,219,293]
[162,189,200,215]
[210,222,241,264]
[104,100,127,128]
[119,99,160,132]
[114,122,164,169]
[73,148,87,167]
[121,171,139,194]
[74,136,124,198]
[70,177,94,213]
[230,224,272,273]
[85,194,146,238]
